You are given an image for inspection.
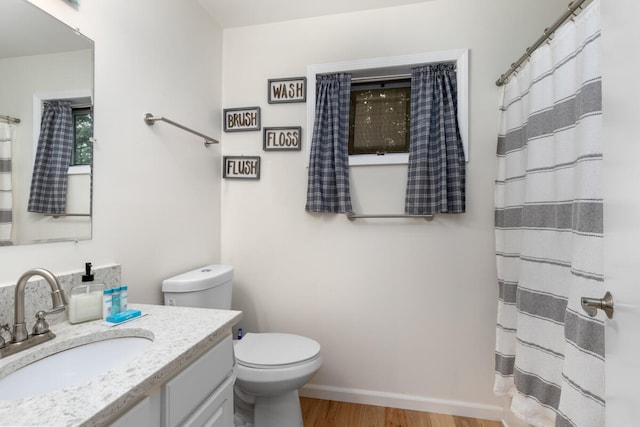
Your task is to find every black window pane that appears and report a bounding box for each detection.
[349,83,410,155]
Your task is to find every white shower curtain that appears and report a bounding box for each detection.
[494,1,603,426]
[0,122,14,245]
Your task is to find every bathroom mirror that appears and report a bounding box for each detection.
[0,0,94,245]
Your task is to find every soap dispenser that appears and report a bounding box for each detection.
[68,262,105,324]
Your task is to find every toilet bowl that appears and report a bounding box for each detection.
[162,265,321,427]
[234,333,321,427]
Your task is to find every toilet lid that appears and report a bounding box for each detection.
[235,333,320,368]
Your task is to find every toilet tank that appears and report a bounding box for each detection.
[162,265,233,310]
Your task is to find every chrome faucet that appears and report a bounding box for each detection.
[0,268,68,358]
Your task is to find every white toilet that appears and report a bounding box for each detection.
[162,265,321,427]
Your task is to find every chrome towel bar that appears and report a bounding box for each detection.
[47,213,91,218]
[1,115,20,124]
[144,113,219,146]
[346,212,434,221]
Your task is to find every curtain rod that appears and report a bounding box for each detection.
[346,212,434,221]
[144,113,219,147]
[349,65,456,83]
[0,115,21,124]
[495,0,590,86]
[351,73,410,83]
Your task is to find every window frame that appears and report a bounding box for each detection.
[306,50,469,166]
[70,106,93,167]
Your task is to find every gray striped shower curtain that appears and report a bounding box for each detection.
[0,123,14,245]
[494,1,604,426]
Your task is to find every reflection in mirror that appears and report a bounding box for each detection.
[0,0,94,245]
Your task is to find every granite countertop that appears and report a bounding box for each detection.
[0,303,242,426]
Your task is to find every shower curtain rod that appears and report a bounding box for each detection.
[495,0,590,86]
[346,212,434,221]
[1,115,21,124]
[144,113,219,147]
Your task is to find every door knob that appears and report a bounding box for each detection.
[581,291,614,319]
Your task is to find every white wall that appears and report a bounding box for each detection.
[220,0,566,418]
[0,0,224,305]
[601,0,640,425]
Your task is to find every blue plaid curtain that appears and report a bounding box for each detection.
[405,64,465,214]
[28,100,74,215]
[305,73,353,213]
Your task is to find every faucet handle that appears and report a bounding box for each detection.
[0,324,12,348]
[32,311,50,336]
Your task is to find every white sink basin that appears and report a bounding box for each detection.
[0,336,152,400]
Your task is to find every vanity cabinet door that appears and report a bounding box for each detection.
[110,394,161,427]
[180,373,234,427]
[163,335,234,427]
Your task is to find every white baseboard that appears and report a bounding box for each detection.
[299,384,502,422]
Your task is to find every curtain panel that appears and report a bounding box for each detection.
[305,73,353,213]
[28,100,74,215]
[494,2,603,426]
[405,64,465,215]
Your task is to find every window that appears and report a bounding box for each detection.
[348,79,411,156]
[71,107,92,166]
[307,50,469,166]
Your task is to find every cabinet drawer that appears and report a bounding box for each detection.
[181,372,234,427]
[164,335,234,427]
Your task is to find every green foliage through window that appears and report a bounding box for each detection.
[72,107,92,166]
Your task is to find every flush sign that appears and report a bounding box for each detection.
[223,156,261,180]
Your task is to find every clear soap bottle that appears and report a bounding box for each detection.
[69,262,105,324]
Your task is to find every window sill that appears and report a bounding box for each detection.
[348,153,408,166]
[68,165,91,175]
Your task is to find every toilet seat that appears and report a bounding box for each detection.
[235,333,320,369]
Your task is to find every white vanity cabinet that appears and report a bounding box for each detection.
[111,335,235,427]
[110,394,162,426]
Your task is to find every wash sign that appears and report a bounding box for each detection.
[268,77,306,104]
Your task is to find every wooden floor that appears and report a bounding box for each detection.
[300,397,502,427]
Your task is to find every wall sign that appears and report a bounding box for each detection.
[223,107,261,132]
[268,77,306,104]
[223,156,261,180]
[263,127,302,151]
